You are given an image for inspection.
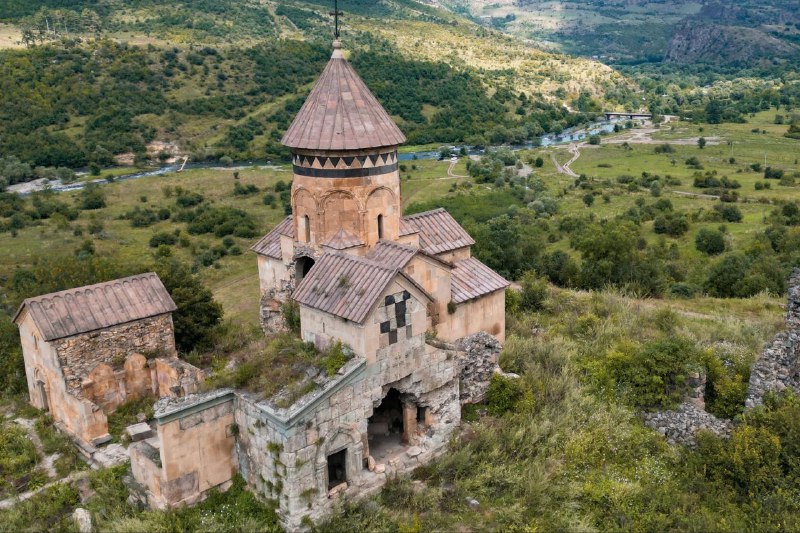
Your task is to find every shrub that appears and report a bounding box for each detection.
[176,192,204,208]
[695,228,726,255]
[588,134,601,145]
[149,232,178,248]
[281,300,301,334]
[233,182,259,196]
[714,203,743,223]
[519,271,549,311]
[79,184,106,210]
[654,212,689,237]
[604,337,699,409]
[485,374,522,416]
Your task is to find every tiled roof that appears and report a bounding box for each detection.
[281,43,406,151]
[399,218,417,237]
[14,273,177,341]
[322,228,364,250]
[366,240,418,270]
[251,217,294,259]
[402,208,475,255]
[293,253,398,324]
[451,258,510,304]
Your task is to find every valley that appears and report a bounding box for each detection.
[2,1,800,531]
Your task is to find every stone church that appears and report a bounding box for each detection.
[15,38,509,530]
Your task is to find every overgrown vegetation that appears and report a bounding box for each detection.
[206,334,353,406]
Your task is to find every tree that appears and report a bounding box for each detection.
[695,228,726,255]
[534,156,544,168]
[698,137,707,149]
[154,258,223,353]
[582,193,594,207]
[79,184,106,210]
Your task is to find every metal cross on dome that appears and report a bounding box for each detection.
[330,0,343,39]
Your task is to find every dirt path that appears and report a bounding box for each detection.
[552,145,581,178]
[671,190,720,200]
[447,159,468,179]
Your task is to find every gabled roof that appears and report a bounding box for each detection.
[14,273,177,341]
[451,258,510,304]
[293,252,430,324]
[251,217,294,259]
[402,208,475,255]
[366,240,418,270]
[322,228,364,250]
[367,239,453,270]
[281,42,406,152]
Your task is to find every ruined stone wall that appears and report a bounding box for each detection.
[235,332,460,530]
[53,314,177,395]
[454,332,503,405]
[132,391,237,508]
[746,269,800,408]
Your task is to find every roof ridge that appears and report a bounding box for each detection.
[403,207,446,219]
[20,272,158,305]
[328,250,399,274]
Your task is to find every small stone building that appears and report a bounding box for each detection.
[14,273,202,445]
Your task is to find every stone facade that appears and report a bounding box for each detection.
[17,305,199,445]
[131,390,237,508]
[53,314,177,395]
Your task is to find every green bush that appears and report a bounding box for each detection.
[603,337,699,409]
[519,271,549,311]
[149,232,178,248]
[695,228,726,255]
[79,184,106,210]
[486,374,522,416]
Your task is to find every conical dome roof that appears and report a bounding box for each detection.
[281,41,406,152]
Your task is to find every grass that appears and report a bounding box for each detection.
[206,333,352,407]
[322,284,786,531]
[106,397,155,443]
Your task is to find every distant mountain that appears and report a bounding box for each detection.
[443,0,800,66]
[665,20,798,65]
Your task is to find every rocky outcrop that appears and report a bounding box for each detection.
[643,402,733,447]
[746,269,800,408]
[455,332,503,404]
[665,21,798,65]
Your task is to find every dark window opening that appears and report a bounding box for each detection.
[417,406,427,426]
[295,256,316,281]
[377,214,384,240]
[303,214,311,242]
[327,449,347,489]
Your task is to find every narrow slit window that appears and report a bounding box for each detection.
[303,215,311,242]
[377,214,384,240]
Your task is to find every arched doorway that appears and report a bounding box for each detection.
[295,256,316,281]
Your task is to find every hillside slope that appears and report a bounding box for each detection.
[445,0,800,65]
[0,0,636,171]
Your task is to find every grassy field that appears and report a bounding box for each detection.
[0,159,466,325]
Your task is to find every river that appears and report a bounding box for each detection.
[11,118,629,196]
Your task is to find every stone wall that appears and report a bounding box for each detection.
[131,390,237,508]
[746,269,800,408]
[53,314,177,395]
[235,338,460,530]
[454,332,503,405]
[643,402,733,447]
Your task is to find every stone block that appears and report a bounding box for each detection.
[126,422,154,442]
